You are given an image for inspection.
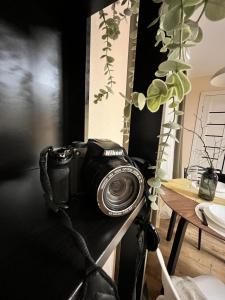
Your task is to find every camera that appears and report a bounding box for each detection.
[40,139,144,217]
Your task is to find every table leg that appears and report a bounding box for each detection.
[167,217,188,275]
[166,211,177,241]
[198,229,202,250]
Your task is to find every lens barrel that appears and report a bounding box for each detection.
[84,157,144,216]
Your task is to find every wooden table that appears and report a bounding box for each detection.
[161,179,225,275]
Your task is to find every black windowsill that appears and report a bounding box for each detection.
[0,169,145,300]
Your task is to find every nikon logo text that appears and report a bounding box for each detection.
[103,150,124,156]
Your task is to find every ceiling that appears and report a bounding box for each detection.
[189,13,225,78]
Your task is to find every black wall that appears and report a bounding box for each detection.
[0,0,115,178]
[129,0,165,166]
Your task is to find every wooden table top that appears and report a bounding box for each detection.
[161,181,225,242]
[163,178,225,205]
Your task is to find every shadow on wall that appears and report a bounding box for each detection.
[0,22,62,178]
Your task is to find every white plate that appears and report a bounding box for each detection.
[195,203,225,237]
[216,181,225,193]
[204,206,225,229]
[208,204,225,227]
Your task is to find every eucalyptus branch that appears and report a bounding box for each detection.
[94,10,120,104]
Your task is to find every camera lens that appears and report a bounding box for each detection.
[84,158,144,216]
[104,173,139,211]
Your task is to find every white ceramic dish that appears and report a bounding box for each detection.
[208,204,225,227]
[204,206,225,229]
[195,203,225,238]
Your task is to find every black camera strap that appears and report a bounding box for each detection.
[39,148,120,300]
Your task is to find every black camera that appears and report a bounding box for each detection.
[40,139,144,217]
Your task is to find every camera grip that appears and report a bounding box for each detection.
[48,165,70,205]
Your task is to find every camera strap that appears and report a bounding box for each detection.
[39,147,120,300]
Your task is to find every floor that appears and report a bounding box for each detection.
[144,217,225,300]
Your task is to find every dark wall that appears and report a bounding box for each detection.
[129,0,165,166]
[0,0,115,178]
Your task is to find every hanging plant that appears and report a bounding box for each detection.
[95,0,225,211]
[94,0,139,104]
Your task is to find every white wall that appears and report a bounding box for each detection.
[182,75,225,172]
[87,5,130,145]
[87,4,131,278]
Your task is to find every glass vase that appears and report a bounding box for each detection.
[198,168,218,201]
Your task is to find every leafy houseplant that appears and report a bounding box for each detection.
[95,0,225,211]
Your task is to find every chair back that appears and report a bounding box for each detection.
[156,248,181,300]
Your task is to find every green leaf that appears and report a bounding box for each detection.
[160,87,174,104]
[167,73,184,101]
[174,110,184,115]
[151,202,159,210]
[148,195,157,202]
[169,101,180,108]
[157,158,167,163]
[159,142,170,147]
[186,19,198,39]
[130,30,137,39]
[147,83,160,98]
[163,121,181,129]
[99,21,104,28]
[162,5,181,31]
[158,133,179,142]
[168,48,180,60]
[138,93,146,110]
[173,24,191,43]
[106,86,113,94]
[148,16,160,28]
[195,26,203,43]
[124,104,131,118]
[155,187,165,195]
[100,89,107,94]
[119,92,126,99]
[156,168,169,180]
[183,0,203,7]
[124,8,132,16]
[107,56,114,63]
[147,177,161,188]
[152,79,168,95]
[147,97,161,112]
[205,0,225,21]
[159,59,191,72]
[155,70,168,77]
[184,5,196,19]
[177,71,191,95]
[132,92,139,108]
[160,46,168,53]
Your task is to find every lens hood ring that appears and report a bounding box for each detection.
[97,165,144,217]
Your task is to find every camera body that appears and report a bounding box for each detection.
[41,139,144,217]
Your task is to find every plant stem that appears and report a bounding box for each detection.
[184,127,213,168]
[102,14,113,89]
[196,0,208,23]
[179,0,184,59]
